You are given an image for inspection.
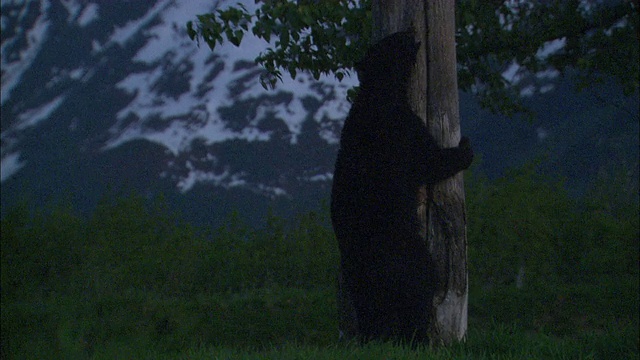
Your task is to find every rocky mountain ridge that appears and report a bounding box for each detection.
[2,0,637,227]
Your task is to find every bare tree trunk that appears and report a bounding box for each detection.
[423,0,468,345]
[337,0,468,345]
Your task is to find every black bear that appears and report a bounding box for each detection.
[331,30,474,343]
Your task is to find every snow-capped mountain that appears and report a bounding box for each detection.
[1,0,357,225]
[2,0,637,227]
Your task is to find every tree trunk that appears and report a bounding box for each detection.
[423,0,469,345]
[337,0,468,345]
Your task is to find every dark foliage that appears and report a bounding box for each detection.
[0,163,637,356]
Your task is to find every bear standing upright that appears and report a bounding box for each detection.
[331,30,474,343]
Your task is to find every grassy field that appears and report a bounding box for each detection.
[2,169,638,359]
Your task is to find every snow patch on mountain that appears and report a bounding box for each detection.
[0,0,354,196]
[1,92,65,181]
[15,94,66,130]
[0,152,23,182]
[106,3,353,151]
[79,4,98,27]
[1,0,52,105]
[100,0,354,192]
[106,0,175,48]
[60,0,98,26]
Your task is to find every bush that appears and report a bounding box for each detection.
[466,163,638,288]
[465,163,639,335]
[0,194,341,356]
[1,164,637,357]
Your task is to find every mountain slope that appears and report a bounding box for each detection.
[1,0,354,226]
[1,0,637,227]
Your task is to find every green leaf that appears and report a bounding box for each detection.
[224,28,236,46]
[186,21,196,40]
[234,30,245,45]
[280,29,290,47]
[187,0,638,115]
[263,27,272,43]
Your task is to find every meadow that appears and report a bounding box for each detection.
[2,166,638,359]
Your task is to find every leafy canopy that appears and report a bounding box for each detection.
[188,0,639,116]
[188,0,370,90]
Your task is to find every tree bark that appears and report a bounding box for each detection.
[337,0,468,345]
[423,0,468,345]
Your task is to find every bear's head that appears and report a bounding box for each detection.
[355,30,420,98]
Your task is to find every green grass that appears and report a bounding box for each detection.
[5,290,634,359]
[2,168,638,359]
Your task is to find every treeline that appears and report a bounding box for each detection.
[1,164,637,358]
